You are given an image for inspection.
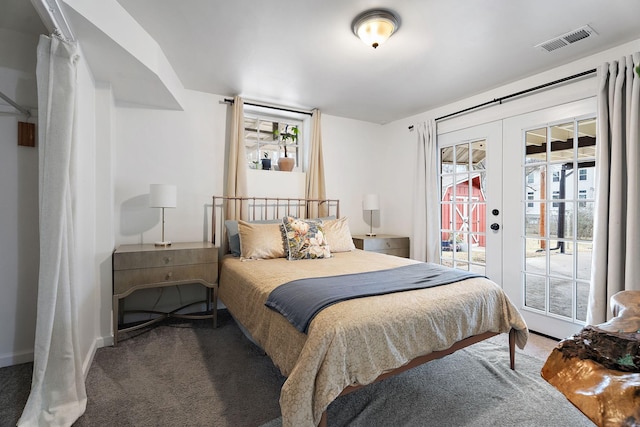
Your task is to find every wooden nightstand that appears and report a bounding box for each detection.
[112,242,218,345]
[352,234,410,258]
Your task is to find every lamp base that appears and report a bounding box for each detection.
[366,233,377,237]
[154,241,172,247]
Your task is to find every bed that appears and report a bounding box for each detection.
[211,196,528,427]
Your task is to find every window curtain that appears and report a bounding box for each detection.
[587,52,640,325]
[18,35,86,426]
[305,109,327,218]
[412,120,440,263]
[225,95,248,220]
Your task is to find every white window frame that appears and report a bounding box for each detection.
[243,105,309,172]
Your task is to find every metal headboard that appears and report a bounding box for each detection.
[211,196,340,247]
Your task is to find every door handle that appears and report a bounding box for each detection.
[490,223,500,231]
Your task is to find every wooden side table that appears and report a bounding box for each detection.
[352,234,410,258]
[112,242,218,345]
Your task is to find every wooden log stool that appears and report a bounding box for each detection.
[541,290,640,426]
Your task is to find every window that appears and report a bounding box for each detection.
[552,191,560,207]
[579,190,587,207]
[527,173,534,184]
[244,111,304,171]
[579,169,587,181]
[552,171,560,182]
[527,191,534,208]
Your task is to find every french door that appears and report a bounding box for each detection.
[502,99,596,339]
[438,121,503,284]
[439,99,596,339]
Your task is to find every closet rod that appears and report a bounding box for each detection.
[434,68,597,122]
[223,98,313,116]
[0,91,30,117]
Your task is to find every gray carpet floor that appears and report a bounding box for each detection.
[1,311,594,427]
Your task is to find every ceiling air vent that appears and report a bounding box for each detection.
[535,25,598,53]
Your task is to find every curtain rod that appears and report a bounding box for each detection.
[223,98,313,116]
[433,68,597,123]
[0,90,30,117]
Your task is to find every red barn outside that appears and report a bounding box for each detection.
[441,173,487,249]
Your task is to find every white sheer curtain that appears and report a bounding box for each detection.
[587,52,640,325]
[305,109,327,218]
[412,120,440,263]
[225,95,248,220]
[18,35,86,427]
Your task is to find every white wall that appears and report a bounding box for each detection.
[0,31,40,368]
[74,51,103,371]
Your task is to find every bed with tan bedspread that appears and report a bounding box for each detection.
[219,249,528,427]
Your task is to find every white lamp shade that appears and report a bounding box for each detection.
[149,184,177,208]
[363,194,380,211]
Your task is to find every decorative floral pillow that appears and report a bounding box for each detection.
[282,216,331,260]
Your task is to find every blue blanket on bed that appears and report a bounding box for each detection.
[265,262,482,333]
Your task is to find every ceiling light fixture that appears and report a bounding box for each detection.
[352,9,400,49]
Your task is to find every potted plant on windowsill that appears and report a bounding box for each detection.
[274,125,298,172]
[260,152,271,170]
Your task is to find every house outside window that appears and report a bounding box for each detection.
[579,190,587,207]
[579,169,587,181]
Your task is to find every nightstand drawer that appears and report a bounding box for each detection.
[352,234,410,258]
[113,264,217,294]
[359,237,409,251]
[379,247,410,257]
[113,246,216,270]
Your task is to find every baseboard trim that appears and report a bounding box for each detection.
[83,334,113,380]
[0,349,34,368]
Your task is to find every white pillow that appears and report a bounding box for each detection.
[323,217,356,252]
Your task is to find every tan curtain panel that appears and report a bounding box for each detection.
[225,96,248,220]
[587,52,640,324]
[306,109,327,218]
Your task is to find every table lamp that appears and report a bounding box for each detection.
[363,194,379,236]
[150,184,177,246]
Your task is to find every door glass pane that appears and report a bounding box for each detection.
[549,277,572,318]
[525,202,544,238]
[550,122,574,162]
[441,147,454,173]
[577,119,596,160]
[521,117,595,325]
[524,274,545,311]
[471,140,486,170]
[549,241,573,278]
[525,237,546,274]
[576,242,593,280]
[576,281,589,321]
[525,128,547,163]
[455,145,469,172]
[549,201,574,240]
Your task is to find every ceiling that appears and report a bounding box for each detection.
[3,1,640,124]
[113,0,640,124]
